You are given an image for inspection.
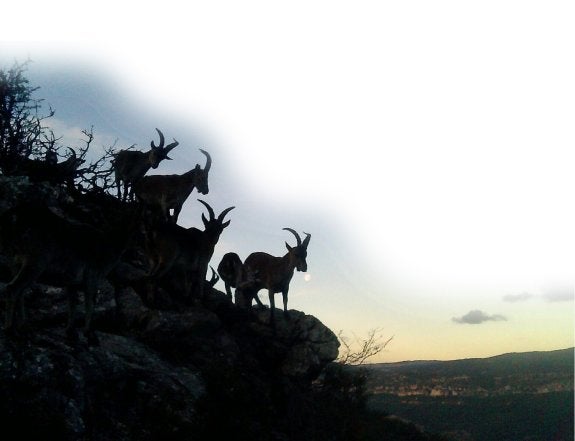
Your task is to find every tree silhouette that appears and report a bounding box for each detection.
[0,61,121,193]
[0,60,55,172]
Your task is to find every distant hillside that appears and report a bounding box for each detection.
[368,347,574,373]
[364,348,574,397]
[363,348,574,441]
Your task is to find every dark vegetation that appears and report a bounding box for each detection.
[0,61,443,440]
[369,392,573,441]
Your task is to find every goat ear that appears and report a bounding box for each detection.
[222,219,231,229]
[285,242,292,252]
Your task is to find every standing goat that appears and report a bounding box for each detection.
[145,199,234,302]
[112,128,179,201]
[217,252,243,300]
[241,228,311,327]
[0,203,140,344]
[217,252,261,305]
[133,149,211,223]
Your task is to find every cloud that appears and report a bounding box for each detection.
[543,285,574,303]
[46,117,127,159]
[502,292,533,303]
[452,310,507,325]
[502,286,574,303]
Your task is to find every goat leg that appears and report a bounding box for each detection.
[282,288,290,319]
[268,289,276,328]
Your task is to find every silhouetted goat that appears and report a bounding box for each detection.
[145,199,233,302]
[217,252,261,305]
[133,149,211,223]
[217,252,243,300]
[242,228,310,327]
[112,128,179,201]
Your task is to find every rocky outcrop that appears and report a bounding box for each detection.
[0,282,340,440]
[0,176,341,440]
[249,308,341,379]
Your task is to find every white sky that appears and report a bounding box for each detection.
[1,1,573,361]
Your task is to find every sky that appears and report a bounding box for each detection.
[1,1,574,362]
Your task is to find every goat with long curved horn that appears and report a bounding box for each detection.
[144,199,234,302]
[134,149,213,223]
[151,128,179,160]
[241,228,311,328]
[112,128,180,201]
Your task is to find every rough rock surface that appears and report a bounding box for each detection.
[0,283,340,440]
[0,330,204,441]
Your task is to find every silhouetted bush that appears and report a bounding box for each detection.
[1,61,119,193]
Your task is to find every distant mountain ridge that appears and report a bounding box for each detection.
[364,347,573,397]
[370,346,573,365]
[368,347,573,374]
[364,348,574,441]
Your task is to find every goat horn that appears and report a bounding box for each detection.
[197,199,215,220]
[217,206,235,222]
[283,228,302,247]
[165,139,179,152]
[209,266,219,286]
[151,128,165,149]
[200,149,211,172]
[302,231,311,248]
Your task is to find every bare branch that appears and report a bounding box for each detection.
[337,328,393,365]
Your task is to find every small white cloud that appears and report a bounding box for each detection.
[502,292,533,303]
[543,285,574,303]
[452,310,507,325]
